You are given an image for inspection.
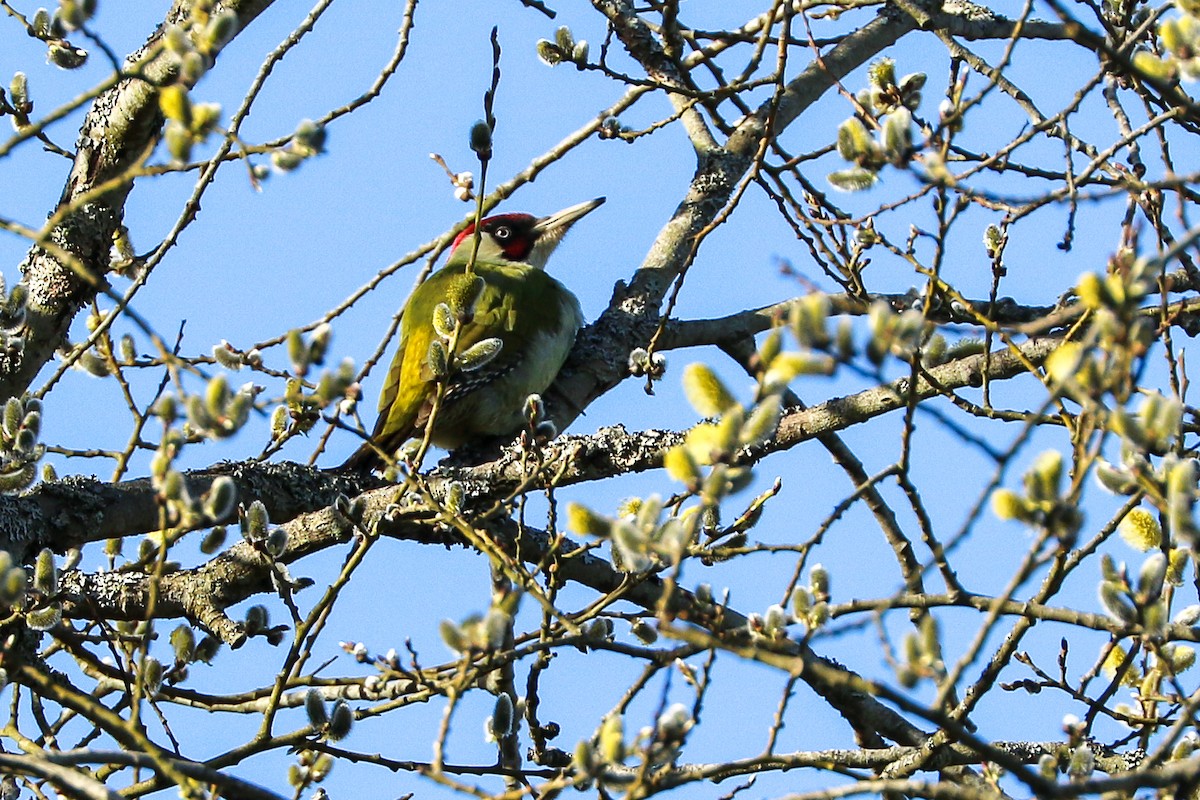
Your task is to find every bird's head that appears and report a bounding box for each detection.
[449,197,605,270]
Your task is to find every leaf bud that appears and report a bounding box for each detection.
[445,274,485,320]
[427,339,447,379]
[1137,552,1167,603]
[327,699,353,741]
[141,656,163,695]
[1173,733,1199,761]
[573,740,595,775]
[9,72,28,113]
[271,149,303,172]
[305,689,328,728]
[201,10,238,52]
[740,395,782,449]
[432,303,455,338]
[189,102,221,136]
[1175,604,1200,627]
[1095,461,1136,495]
[1067,743,1094,780]
[469,120,492,159]
[489,694,514,740]
[682,363,736,417]
[554,25,575,51]
[244,500,269,540]
[26,603,62,632]
[204,476,237,521]
[630,618,657,644]
[1099,581,1137,625]
[153,394,178,424]
[1024,450,1063,504]
[810,564,830,600]
[439,619,466,653]
[458,337,502,371]
[1119,508,1161,552]
[868,57,896,88]
[599,714,624,763]
[170,625,196,663]
[837,117,872,161]
[663,445,700,488]
[194,635,220,663]
[763,604,789,638]
[566,502,610,537]
[536,39,563,66]
[33,548,56,595]
[524,393,546,423]
[655,703,692,741]
[2,398,20,440]
[158,84,191,126]
[264,527,289,558]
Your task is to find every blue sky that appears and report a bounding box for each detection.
[0,1,1175,798]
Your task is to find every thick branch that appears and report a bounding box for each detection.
[19,336,1056,563]
[6,0,275,401]
[51,336,1058,647]
[0,461,368,559]
[545,6,918,433]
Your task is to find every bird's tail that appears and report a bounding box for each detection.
[337,441,383,473]
[335,423,414,473]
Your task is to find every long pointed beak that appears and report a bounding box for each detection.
[527,197,605,269]
[532,197,606,240]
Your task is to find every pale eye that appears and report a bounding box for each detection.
[494,225,512,241]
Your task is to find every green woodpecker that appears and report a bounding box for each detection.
[342,197,605,471]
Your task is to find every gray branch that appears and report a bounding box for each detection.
[5,0,275,401]
[38,336,1058,646]
[545,4,919,432]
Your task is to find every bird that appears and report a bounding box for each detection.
[341,197,605,471]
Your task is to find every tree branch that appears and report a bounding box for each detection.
[6,0,275,401]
